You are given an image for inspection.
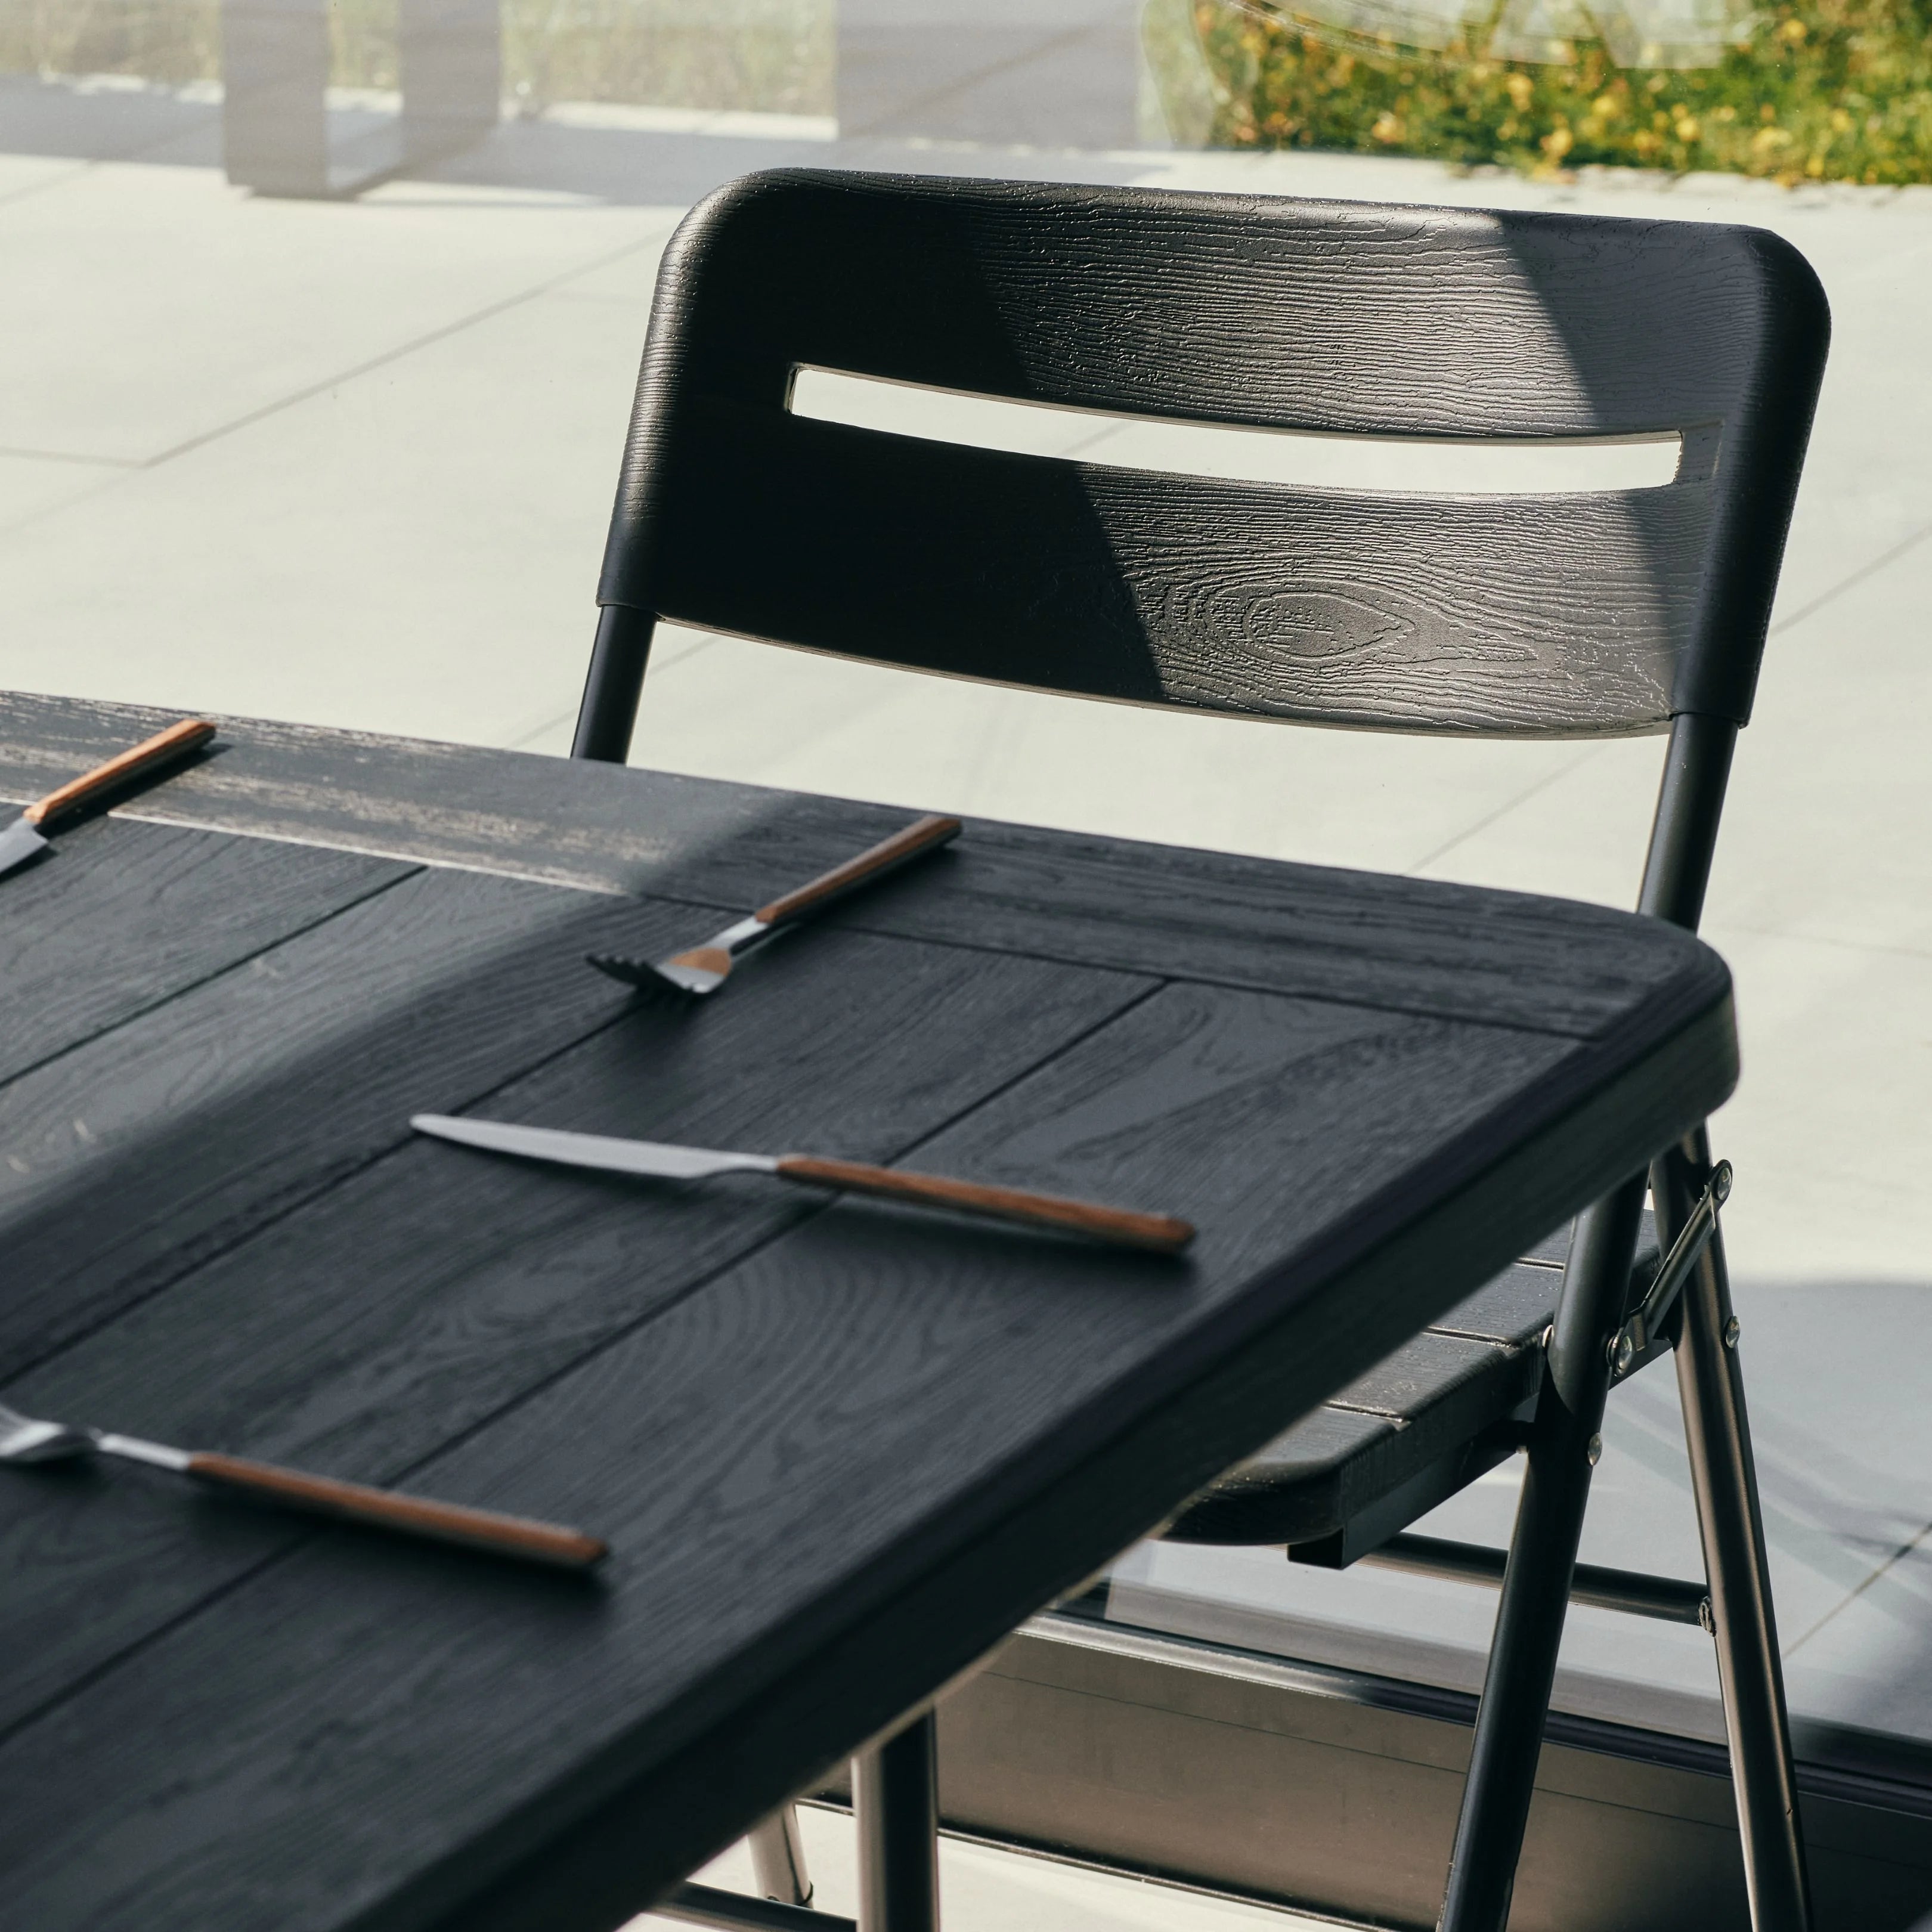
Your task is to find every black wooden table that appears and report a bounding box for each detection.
[0,695,1737,1932]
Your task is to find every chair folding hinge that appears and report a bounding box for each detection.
[1610,1160,1730,1379]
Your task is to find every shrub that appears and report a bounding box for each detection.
[1190,0,1932,183]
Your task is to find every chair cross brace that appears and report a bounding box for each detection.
[657,1883,853,1932]
[1361,1531,1713,1627]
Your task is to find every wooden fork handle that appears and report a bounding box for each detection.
[775,1155,1194,1253]
[185,1453,608,1568]
[756,814,961,925]
[27,718,216,826]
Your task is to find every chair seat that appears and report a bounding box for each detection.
[1162,1216,1657,1555]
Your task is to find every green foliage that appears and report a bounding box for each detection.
[1192,0,1932,183]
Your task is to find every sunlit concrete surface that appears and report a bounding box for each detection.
[3,67,1930,1757]
[634,1801,1348,1931]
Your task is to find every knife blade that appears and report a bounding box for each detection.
[0,718,217,882]
[410,1114,1194,1252]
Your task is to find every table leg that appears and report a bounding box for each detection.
[748,1804,814,1907]
[854,1712,940,1932]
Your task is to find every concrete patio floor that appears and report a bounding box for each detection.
[4,66,1932,1789]
[644,1803,1340,1932]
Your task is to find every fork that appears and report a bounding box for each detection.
[0,1399,606,1568]
[587,813,962,996]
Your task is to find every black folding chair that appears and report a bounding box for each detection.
[571,169,1829,1932]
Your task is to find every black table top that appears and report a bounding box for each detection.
[0,695,1736,1932]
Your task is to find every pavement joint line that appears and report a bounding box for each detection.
[1404,742,1608,875]
[839,24,1107,140]
[0,445,141,469]
[0,159,96,212]
[1781,1513,1932,1656]
[1698,919,1932,964]
[1769,517,1932,634]
[128,215,686,473]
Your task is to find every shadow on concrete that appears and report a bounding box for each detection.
[0,71,1163,207]
[0,73,224,170]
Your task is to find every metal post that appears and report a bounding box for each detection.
[571,605,656,761]
[854,1713,940,1932]
[399,0,501,165]
[748,1805,814,1907]
[1437,1174,1648,1932]
[1657,1135,1812,1932]
[221,0,329,196]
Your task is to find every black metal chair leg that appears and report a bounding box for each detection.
[748,1804,814,1906]
[1437,1176,1649,1932]
[853,1713,940,1932]
[571,605,656,763]
[1658,1137,1813,1932]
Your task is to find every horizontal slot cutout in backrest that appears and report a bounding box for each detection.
[790,366,1688,496]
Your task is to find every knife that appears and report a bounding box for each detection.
[0,718,218,881]
[411,1114,1194,1253]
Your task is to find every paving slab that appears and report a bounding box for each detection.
[0,150,679,463]
[0,450,127,534]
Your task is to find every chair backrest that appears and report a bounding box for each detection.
[581,169,1826,764]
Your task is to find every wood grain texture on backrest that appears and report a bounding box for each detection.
[598,171,1829,736]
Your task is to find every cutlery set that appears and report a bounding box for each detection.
[4,728,1191,1569]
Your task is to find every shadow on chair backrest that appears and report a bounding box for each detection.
[578,169,1828,761]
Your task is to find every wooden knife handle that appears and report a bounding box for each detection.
[27,718,217,826]
[185,1453,608,1568]
[756,814,961,925]
[775,1155,1194,1253]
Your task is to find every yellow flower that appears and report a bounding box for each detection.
[1751,125,1792,154]
[1778,15,1807,39]
[1371,111,1405,143]
[1543,125,1574,157]
[1830,108,1853,133]
[1506,72,1534,110]
[1674,115,1700,141]
[1806,152,1825,175]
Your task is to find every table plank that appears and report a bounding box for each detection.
[0,854,806,1381]
[0,963,1734,1931]
[0,812,409,1085]
[0,931,1151,1732]
[1,693,1693,1037]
